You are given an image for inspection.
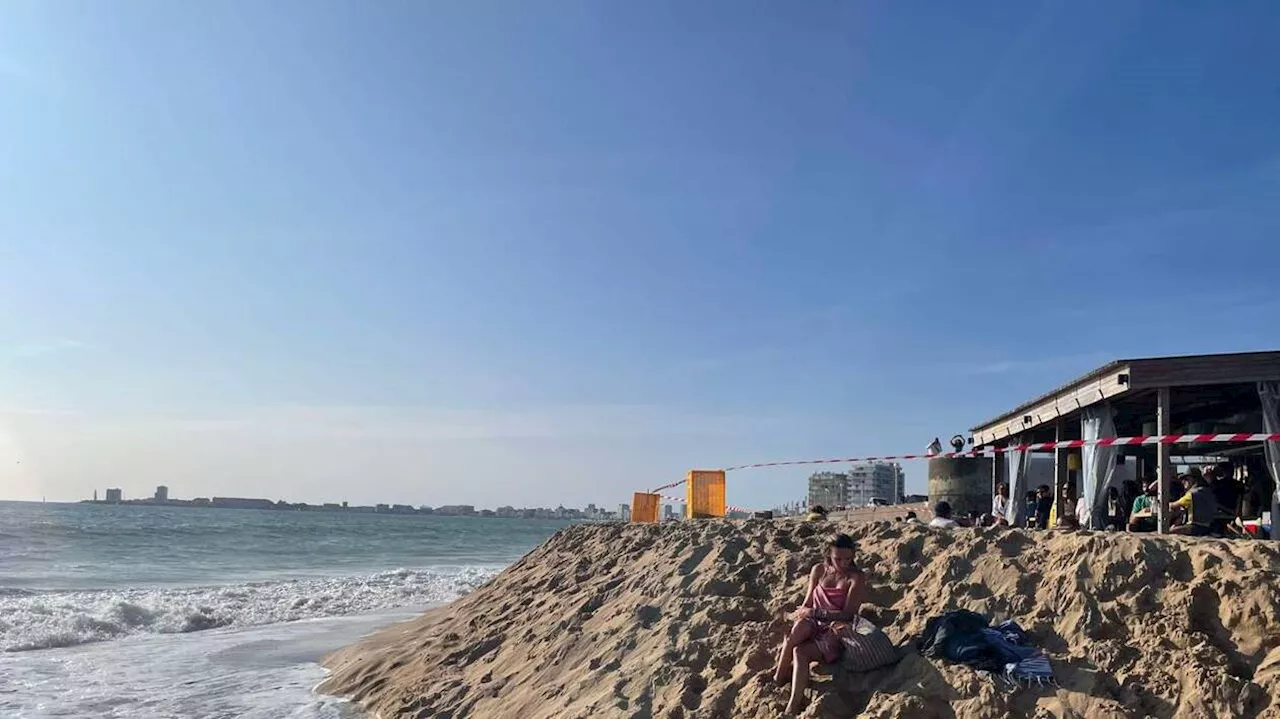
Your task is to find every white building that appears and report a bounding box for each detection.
[618,504,630,522]
[807,471,848,510]
[848,461,903,505]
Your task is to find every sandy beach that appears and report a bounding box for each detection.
[321,520,1280,718]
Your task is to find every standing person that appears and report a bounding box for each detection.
[770,534,867,715]
[1034,485,1054,529]
[992,482,1009,525]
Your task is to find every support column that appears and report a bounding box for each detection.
[1054,420,1069,523]
[1157,387,1173,534]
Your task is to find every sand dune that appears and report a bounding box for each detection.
[321,521,1280,718]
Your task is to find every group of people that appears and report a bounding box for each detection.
[978,461,1268,537]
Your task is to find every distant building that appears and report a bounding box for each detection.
[391,504,415,514]
[210,497,274,511]
[436,505,475,516]
[847,461,903,505]
[618,503,630,522]
[375,503,390,513]
[154,485,169,502]
[662,504,674,520]
[807,471,848,510]
[105,488,123,503]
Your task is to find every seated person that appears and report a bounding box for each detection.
[1104,487,1126,531]
[1056,484,1081,529]
[806,505,828,521]
[770,534,867,715]
[991,482,1010,525]
[928,501,958,528]
[1033,485,1054,529]
[1129,482,1158,532]
[1207,463,1241,521]
[1024,490,1039,528]
[1170,473,1219,537]
[903,510,920,524]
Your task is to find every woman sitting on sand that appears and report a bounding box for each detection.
[770,534,867,714]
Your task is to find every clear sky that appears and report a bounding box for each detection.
[2,1,1278,509]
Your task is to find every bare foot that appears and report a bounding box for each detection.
[755,671,788,688]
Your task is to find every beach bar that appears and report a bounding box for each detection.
[969,351,1280,535]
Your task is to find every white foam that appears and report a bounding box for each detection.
[0,608,418,718]
[0,566,496,652]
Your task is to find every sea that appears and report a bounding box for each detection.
[0,501,570,718]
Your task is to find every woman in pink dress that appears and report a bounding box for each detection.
[770,533,867,714]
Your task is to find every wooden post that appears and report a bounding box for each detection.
[1157,387,1173,534]
[1054,420,1069,523]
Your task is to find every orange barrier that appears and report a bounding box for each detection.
[685,470,726,519]
[631,492,661,523]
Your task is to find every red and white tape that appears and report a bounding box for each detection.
[652,493,751,515]
[721,432,1280,471]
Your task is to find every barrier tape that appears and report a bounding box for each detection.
[649,480,687,493]
[721,433,1280,471]
[653,493,751,515]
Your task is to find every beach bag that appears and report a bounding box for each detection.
[838,617,899,672]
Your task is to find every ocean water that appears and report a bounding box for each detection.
[0,501,570,717]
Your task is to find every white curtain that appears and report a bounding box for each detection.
[1259,381,1280,540]
[1004,435,1032,527]
[1081,403,1117,530]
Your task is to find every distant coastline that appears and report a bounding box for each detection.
[78,494,624,520]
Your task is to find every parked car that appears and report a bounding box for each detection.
[866,497,890,508]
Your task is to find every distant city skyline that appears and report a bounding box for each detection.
[81,485,636,519]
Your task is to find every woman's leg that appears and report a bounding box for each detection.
[772,620,814,683]
[786,642,822,714]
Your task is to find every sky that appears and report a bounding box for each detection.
[2,1,1279,510]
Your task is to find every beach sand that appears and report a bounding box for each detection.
[321,520,1280,718]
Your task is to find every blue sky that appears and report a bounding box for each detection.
[2,1,1278,508]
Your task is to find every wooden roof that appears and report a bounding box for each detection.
[969,350,1280,447]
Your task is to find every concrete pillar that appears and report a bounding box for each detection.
[928,456,995,518]
[1157,387,1173,534]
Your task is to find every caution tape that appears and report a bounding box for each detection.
[652,492,751,515]
[721,432,1280,471]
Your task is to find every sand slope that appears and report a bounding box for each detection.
[322,521,1280,718]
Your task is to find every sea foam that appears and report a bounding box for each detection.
[0,566,495,652]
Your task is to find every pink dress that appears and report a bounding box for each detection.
[805,582,849,662]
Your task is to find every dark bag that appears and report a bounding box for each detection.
[918,610,988,659]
